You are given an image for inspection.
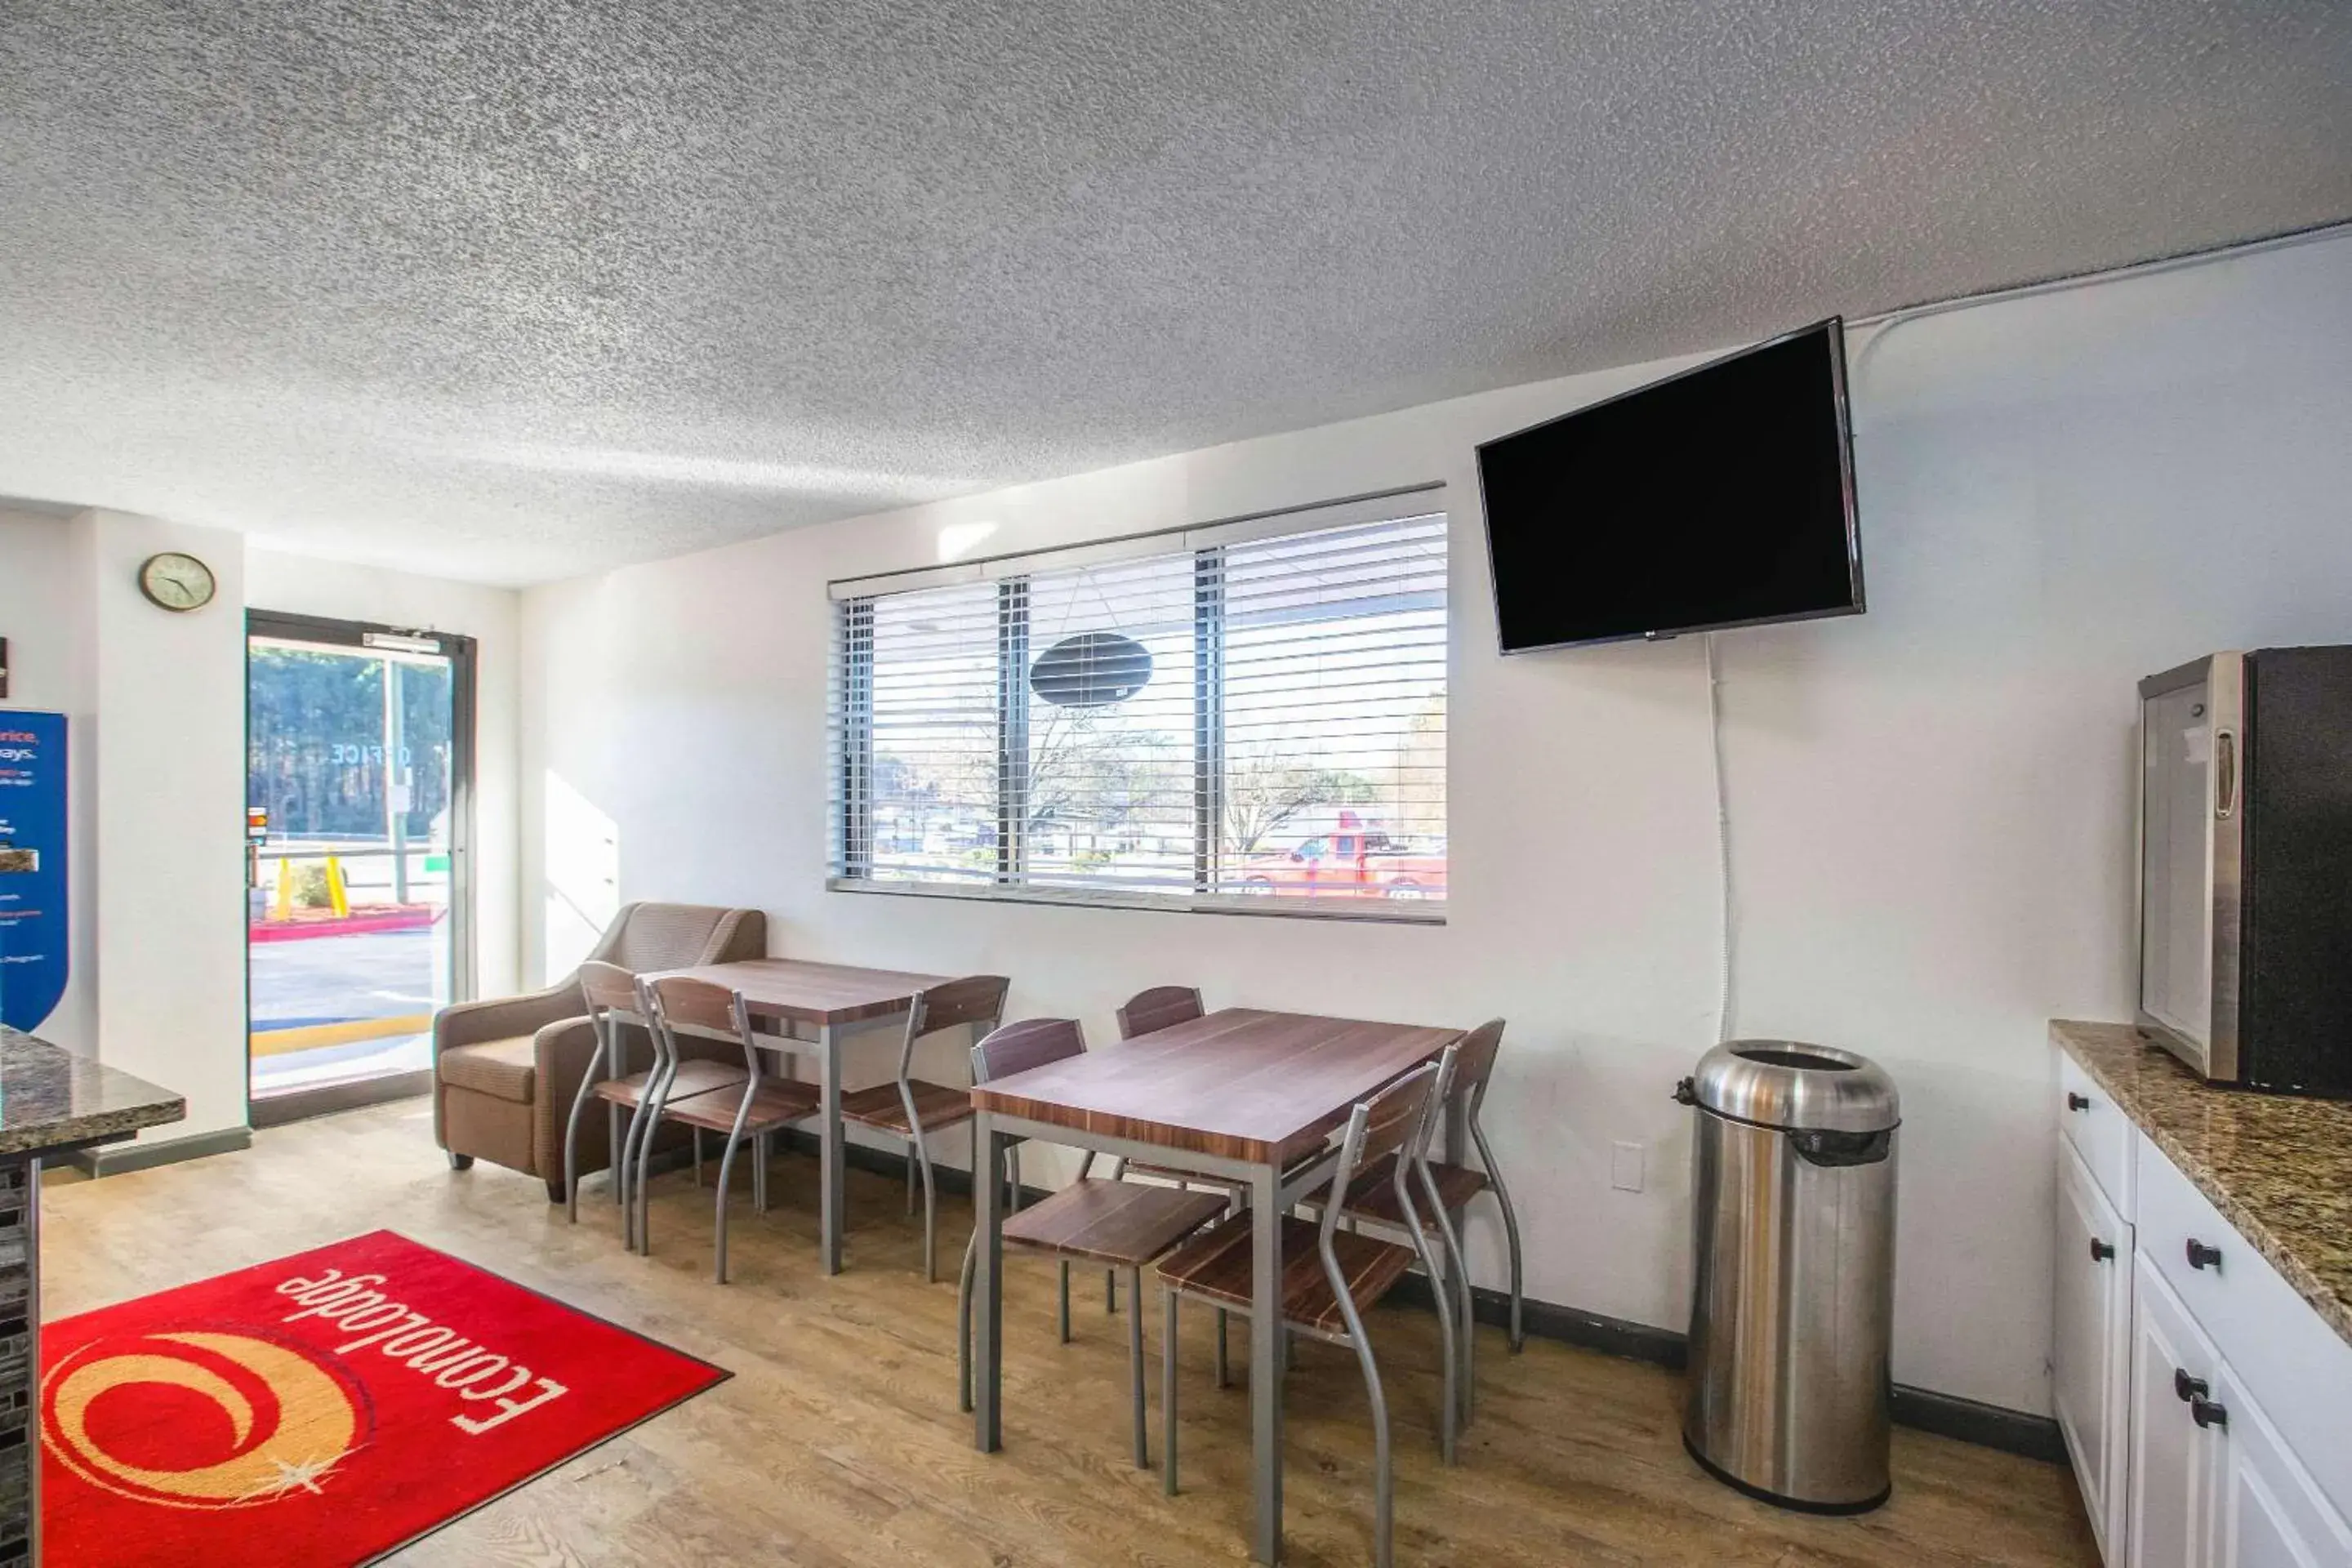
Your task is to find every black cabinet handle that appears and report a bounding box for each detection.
[2090,1238,2117,1263]
[1673,1077,1697,1107]
[2191,1396,2229,1431]
[2066,1093,2091,1112]
[2174,1368,2209,1403]
[2186,1238,2223,1271]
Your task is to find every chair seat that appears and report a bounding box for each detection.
[1156,1213,1415,1335]
[589,1059,748,1109]
[662,1076,822,1135]
[1339,1155,1490,1227]
[1002,1179,1227,1268]
[839,1078,973,1135]
[439,1036,538,1102]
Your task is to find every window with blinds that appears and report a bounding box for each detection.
[830,501,1447,920]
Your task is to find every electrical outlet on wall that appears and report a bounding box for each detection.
[1610,1141,1645,1192]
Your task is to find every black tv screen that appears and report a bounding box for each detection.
[1477,318,1862,653]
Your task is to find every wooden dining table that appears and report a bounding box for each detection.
[967,1006,1463,1565]
[634,956,951,1274]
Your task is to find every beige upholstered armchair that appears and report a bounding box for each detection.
[434,902,768,1200]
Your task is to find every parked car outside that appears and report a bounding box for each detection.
[1234,811,1446,901]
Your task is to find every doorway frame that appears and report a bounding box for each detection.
[245,608,479,1126]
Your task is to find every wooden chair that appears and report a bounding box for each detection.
[840,974,1010,1281]
[1115,984,1204,1039]
[953,1018,1227,1468]
[562,960,748,1250]
[1338,1017,1523,1422]
[1108,985,1230,1196]
[640,974,822,1282]
[1157,1049,1463,1568]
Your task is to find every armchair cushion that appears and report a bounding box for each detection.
[439,1035,543,1103]
[434,985,583,1058]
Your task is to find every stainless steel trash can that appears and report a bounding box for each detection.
[1675,1040,1900,1513]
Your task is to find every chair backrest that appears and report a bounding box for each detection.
[643,973,744,1040]
[579,960,639,1015]
[902,974,1011,1078]
[969,1018,1085,1085]
[1323,1058,1443,1205]
[1451,1018,1506,1107]
[911,974,1011,1036]
[1115,985,1203,1040]
[590,902,768,974]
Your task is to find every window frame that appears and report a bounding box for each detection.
[827,492,1446,925]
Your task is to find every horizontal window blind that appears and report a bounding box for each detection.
[829,508,1447,919]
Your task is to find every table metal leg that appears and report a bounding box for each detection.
[973,1110,1004,1452]
[819,1022,844,1275]
[1250,1161,1284,1565]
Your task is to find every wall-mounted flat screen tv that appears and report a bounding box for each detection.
[1476,318,1862,653]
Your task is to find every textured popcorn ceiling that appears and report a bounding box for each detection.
[2,2,2348,585]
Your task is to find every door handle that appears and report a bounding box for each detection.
[2089,1238,2116,1263]
[2186,1238,2222,1272]
[2215,729,2237,819]
[2173,1368,2209,1403]
[2190,1396,2229,1431]
[2066,1092,2091,1112]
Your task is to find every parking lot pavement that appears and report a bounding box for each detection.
[250,928,439,1029]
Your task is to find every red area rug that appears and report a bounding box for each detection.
[42,1230,727,1566]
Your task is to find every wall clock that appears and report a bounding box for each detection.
[138,551,216,612]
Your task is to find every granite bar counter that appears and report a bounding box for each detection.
[2052,1018,2352,1351]
[0,1027,185,1567]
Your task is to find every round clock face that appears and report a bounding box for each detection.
[139,551,216,612]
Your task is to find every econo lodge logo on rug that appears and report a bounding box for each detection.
[40,1232,727,1567]
[44,1329,373,1508]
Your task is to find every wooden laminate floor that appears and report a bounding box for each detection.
[44,1100,2097,1566]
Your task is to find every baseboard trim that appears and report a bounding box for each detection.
[70,1125,252,1178]
[1889,1384,2067,1463]
[1330,1276,2061,1463]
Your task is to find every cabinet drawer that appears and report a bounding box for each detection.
[2057,1049,2136,1214]
[2136,1138,2352,1518]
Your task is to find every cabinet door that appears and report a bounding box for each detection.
[2056,1142,2133,1557]
[2211,1362,2352,1568]
[2129,1256,2223,1568]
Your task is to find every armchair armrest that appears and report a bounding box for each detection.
[434,982,584,1058]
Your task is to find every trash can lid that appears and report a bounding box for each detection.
[1688,1040,1900,1134]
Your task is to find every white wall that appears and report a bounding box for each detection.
[245,550,523,1000]
[1,508,252,1141]
[519,229,2352,1414]
[58,511,251,1143]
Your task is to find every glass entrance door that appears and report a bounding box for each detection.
[246,614,474,1110]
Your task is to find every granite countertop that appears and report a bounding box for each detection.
[0,1027,185,1157]
[2053,1019,2352,1348]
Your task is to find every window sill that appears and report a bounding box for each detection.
[824,876,1446,926]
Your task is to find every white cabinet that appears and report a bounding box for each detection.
[2210,1361,2352,1568]
[2127,1257,2223,1568]
[2051,1054,2352,1568]
[2056,1141,2133,1556]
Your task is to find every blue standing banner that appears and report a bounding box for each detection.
[0,711,68,1033]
